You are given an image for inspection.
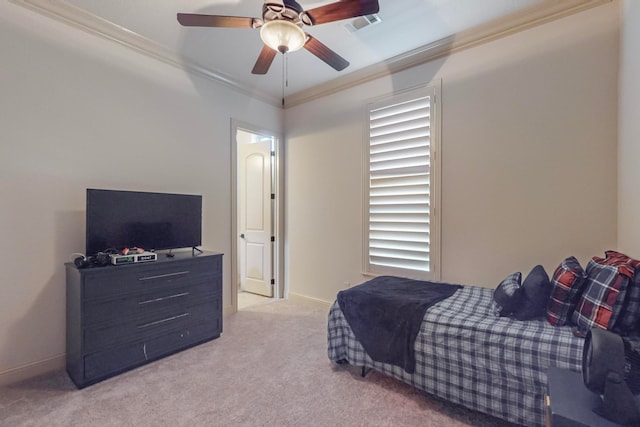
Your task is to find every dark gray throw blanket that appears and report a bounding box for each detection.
[337,276,461,373]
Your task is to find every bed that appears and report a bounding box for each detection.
[327,284,584,427]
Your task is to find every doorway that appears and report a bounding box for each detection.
[231,121,284,311]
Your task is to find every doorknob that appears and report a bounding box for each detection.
[240,234,245,238]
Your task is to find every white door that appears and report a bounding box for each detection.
[239,135,273,297]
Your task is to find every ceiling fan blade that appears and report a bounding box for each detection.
[177,13,257,28]
[304,35,349,71]
[304,0,379,25]
[252,45,278,75]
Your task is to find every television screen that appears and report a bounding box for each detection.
[86,189,202,256]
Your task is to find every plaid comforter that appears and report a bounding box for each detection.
[327,285,584,427]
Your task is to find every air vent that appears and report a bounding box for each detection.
[344,13,382,33]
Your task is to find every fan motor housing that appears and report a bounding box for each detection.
[263,1,310,26]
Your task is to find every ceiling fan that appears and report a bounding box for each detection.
[177,0,380,75]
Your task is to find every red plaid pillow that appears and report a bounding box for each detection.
[601,250,639,279]
[546,257,587,326]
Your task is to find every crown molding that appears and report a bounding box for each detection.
[9,0,281,106]
[284,0,611,107]
[11,0,610,109]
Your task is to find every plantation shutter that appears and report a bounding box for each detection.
[366,92,432,277]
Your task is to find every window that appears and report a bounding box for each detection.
[363,83,440,280]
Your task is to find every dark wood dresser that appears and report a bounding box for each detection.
[65,250,222,388]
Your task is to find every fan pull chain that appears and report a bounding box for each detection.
[281,53,285,107]
[281,54,290,108]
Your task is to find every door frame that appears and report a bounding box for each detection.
[230,119,285,312]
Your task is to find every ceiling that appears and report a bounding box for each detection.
[13,0,607,107]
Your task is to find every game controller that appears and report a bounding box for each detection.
[121,247,144,255]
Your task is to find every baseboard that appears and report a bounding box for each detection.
[0,297,327,387]
[0,354,65,387]
[223,303,240,317]
[287,292,333,308]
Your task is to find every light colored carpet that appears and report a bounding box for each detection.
[238,291,272,310]
[0,298,515,426]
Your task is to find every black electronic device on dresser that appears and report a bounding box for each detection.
[65,251,223,389]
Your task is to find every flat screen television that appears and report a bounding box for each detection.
[86,189,202,256]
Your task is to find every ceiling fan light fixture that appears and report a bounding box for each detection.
[260,20,306,53]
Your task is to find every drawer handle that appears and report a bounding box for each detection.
[137,313,190,329]
[138,292,190,305]
[138,271,189,281]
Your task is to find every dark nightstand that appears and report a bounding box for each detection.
[546,367,622,427]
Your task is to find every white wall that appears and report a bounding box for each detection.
[618,0,640,256]
[285,3,620,303]
[0,2,282,384]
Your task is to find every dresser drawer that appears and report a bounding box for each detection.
[83,256,220,300]
[83,279,221,326]
[83,341,146,382]
[83,297,220,353]
[83,306,221,382]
